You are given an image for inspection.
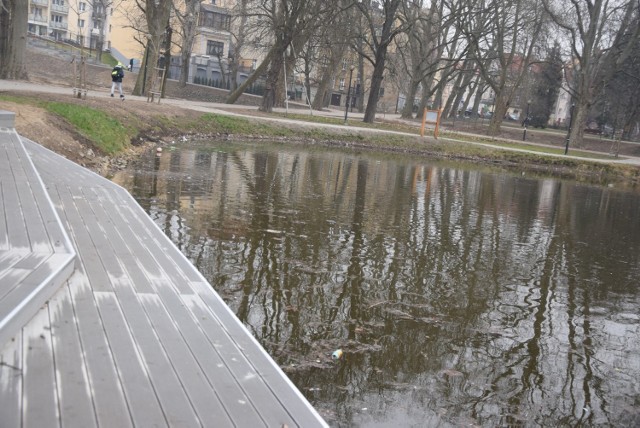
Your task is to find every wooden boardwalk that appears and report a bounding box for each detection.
[0,111,327,427]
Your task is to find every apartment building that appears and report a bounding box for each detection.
[27,0,113,53]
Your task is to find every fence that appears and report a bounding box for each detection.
[192,76,265,96]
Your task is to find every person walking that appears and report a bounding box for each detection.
[110,62,125,100]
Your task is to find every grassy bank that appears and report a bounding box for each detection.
[1,93,639,188]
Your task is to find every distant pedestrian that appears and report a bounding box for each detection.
[110,62,125,100]
[129,58,134,72]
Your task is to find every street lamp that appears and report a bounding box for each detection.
[522,99,531,141]
[344,65,355,124]
[564,103,575,155]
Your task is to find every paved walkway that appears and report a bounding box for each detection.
[2,79,639,167]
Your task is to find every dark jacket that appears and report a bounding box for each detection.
[111,65,124,83]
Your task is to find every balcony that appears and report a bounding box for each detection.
[31,0,48,5]
[51,3,69,14]
[28,14,48,23]
[50,21,68,30]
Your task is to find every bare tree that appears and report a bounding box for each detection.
[0,0,28,79]
[228,0,250,91]
[460,0,545,134]
[308,1,354,110]
[394,0,438,118]
[173,0,200,87]
[131,0,172,96]
[542,0,640,149]
[225,0,337,111]
[353,0,410,123]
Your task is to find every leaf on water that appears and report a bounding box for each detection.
[440,369,464,377]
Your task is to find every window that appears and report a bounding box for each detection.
[52,0,64,5]
[199,11,231,31]
[79,2,85,11]
[342,59,347,70]
[78,19,85,27]
[51,14,63,23]
[339,78,345,91]
[206,40,224,56]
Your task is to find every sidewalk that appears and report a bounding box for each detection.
[2,79,639,167]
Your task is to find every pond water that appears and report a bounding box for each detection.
[112,141,640,427]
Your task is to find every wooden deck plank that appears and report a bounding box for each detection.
[62,189,204,426]
[0,251,29,283]
[79,187,154,294]
[85,187,268,426]
[55,187,113,292]
[0,253,70,338]
[1,147,30,251]
[187,285,327,427]
[0,252,49,300]
[0,331,21,428]
[48,285,97,428]
[21,151,74,255]
[5,134,52,253]
[64,272,133,428]
[48,184,135,428]
[22,306,58,427]
[95,185,202,286]
[94,292,168,427]
[13,178,51,254]
[0,182,9,251]
[111,287,203,427]
[139,294,236,427]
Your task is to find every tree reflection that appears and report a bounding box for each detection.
[120,142,640,427]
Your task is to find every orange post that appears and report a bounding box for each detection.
[421,108,442,139]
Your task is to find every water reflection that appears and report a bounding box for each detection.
[113,141,640,427]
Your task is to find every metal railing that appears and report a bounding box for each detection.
[31,0,49,6]
[51,4,70,14]
[28,14,48,23]
[50,21,69,29]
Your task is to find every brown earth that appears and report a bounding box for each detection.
[0,93,204,176]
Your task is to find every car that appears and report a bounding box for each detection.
[482,111,493,119]
[505,113,519,121]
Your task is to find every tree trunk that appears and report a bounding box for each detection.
[311,66,334,110]
[363,47,389,123]
[226,45,276,104]
[568,100,589,150]
[401,79,420,119]
[356,53,365,113]
[488,94,509,134]
[0,0,28,80]
[261,50,285,112]
[418,74,436,112]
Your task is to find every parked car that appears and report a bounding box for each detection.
[505,113,519,121]
[482,111,493,119]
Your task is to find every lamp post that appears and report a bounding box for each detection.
[564,103,575,155]
[344,65,355,124]
[522,99,531,141]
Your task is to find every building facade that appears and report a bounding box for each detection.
[28,0,114,53]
